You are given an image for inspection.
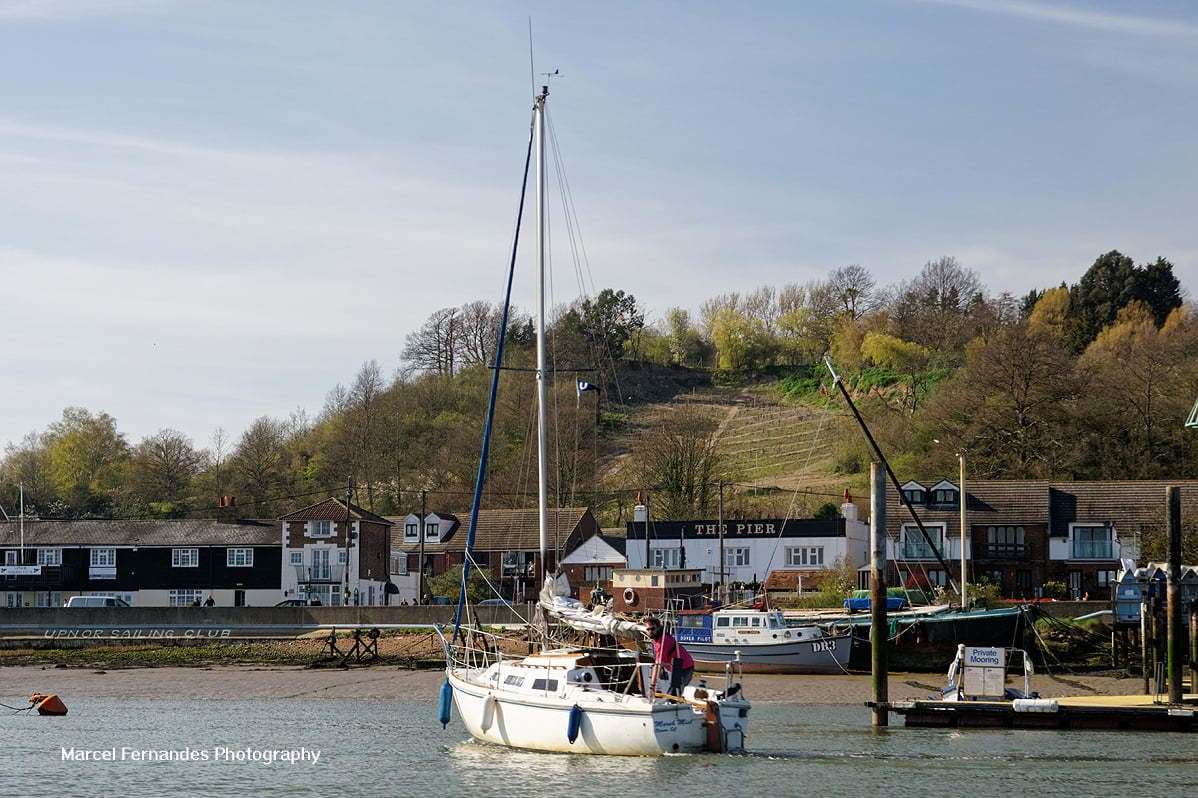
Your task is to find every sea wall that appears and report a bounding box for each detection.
[0,604,534,638]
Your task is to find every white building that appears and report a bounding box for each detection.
[624,498,868,585]
[278,498,393,607]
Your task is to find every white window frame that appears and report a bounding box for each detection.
[584,566,614,582]
[168,589,204,607]
[1070,523,1113,560]
[289,551,303,565]
[901,523,945,560]
[90,548,116,568]
[309,520,333,538]
[226,548,253,567]
[4,550,17,565]
[172,548,200,568]
[338,549,348,565]
[785,546,824,568]
[425,523,439,540]
[404,523,418,540]
[650,547,681,569]
[724,547,750,568]
[37,548,62,567]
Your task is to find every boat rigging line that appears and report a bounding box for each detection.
[822,356,960,595]
[452,101,537,640]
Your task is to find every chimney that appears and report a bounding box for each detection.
[633,503,648,524]
[840,488,858,522]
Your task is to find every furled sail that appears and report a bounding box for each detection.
[538,574,647,639]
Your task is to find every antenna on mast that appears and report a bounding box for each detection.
[527,17,535,95]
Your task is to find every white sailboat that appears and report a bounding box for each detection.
[436,84,751,756]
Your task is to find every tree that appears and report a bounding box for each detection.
[632,406,728,519]
[349,360,386,509]
[0,432,55,516]
[710,307,770,370]
[426,564,490,603]
[456,300,504,369]
[665,307,704,367]
[890,256,984,354]
[230,416,291,510]
[129,428,203,509]
[1067,251,1183,349]
[1027,285,1070,340]
[860,332,930,413]
[559,288,644,358]
[1077,302,1198,477]
[402,307,459,376]
[44,407,129,515]
[827,264,877,319]
[924,322,1081,477]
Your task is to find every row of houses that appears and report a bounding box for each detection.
[884,478,1198,599]
[0,480,1194,607]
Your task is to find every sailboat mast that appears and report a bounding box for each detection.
[534,85,549,584]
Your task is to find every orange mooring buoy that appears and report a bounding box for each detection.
[29,693,67,716]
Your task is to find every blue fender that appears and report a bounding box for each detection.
[567,704,583,744]
[438,680,453,729]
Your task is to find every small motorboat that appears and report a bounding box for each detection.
[675,607,852,674]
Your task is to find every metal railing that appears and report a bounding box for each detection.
[1071,541,1113,560]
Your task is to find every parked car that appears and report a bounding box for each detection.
[274,599,321,607]
[429,595,453,605]
[478,598,509,606]
[64,595,130,608]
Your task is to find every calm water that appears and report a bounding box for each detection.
[3,698,1194,797]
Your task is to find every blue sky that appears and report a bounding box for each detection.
[1,0,1196,449]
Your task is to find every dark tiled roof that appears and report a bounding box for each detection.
[599,534,627,556]
[0,519,279,547]
[885,480,1050,538]
[391,507,590,552]
[279,497,393,525]
[884,479,1198,542]
[1048,481,1198,537]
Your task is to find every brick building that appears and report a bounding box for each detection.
[885,479,1198,599]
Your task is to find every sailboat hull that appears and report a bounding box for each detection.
[447,668,748,756]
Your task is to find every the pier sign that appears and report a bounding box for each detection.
[626,518,843,540]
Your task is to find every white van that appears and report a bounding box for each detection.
[64,595,131,608]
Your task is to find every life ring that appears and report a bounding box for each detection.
[623,587,638,606]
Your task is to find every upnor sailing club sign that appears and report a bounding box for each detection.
[625,518,844,540]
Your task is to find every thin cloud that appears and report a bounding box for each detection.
[0,0,169,21]
[918,0,1198,38]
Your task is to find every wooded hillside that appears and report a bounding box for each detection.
[3,249,1195,525]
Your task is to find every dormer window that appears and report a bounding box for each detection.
[425,523,440,540]
[929,480,959,506]
[405,523,418,540]
[932,488,957,504]
[901,482,926,505]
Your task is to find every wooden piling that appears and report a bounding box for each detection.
[1141,598,1151,695]
[1167,485,1183,704]
[870,461,888,728]
[1190,605,1198,694]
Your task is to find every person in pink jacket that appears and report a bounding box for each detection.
[644,617,695,696]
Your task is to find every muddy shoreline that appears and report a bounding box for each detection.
[0,664,1139,704]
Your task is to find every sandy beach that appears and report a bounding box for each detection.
[0,664,1140,704]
